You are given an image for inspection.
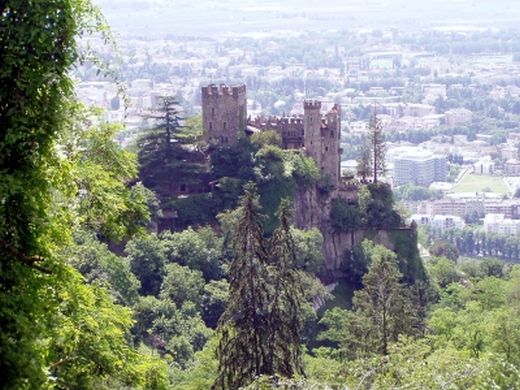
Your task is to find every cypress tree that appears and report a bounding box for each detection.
[368,110,385,183]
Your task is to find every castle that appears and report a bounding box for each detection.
[200,84,377,278]
[201,83,342,186]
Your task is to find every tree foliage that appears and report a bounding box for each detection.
[0,1,162,387]
[356,138,372,181]
[214,184,272,389]
[430,240,460,262]
[330,198,362,232]
[126,233,167,297]
[368,112,385,183]
[320,241,421,358]
[266,200,305,378]
[214,188,306,389]
[137,97,205,198]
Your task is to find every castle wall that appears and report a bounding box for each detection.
[201,84,247,145]
[249,116,304,149]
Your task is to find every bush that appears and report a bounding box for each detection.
[360,183,402,229]
[330,198,362,232]
[285,150,320,187]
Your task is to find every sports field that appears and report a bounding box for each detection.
[452,174,509,195]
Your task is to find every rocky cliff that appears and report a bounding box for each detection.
[294,185,421,281]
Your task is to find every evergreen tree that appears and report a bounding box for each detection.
[356,138,372,181]
[214,183,271,390]
[368,111,386,183]
[352,241,419,355]
[322,241,421,358]
[267,199,305,378]
[137,96,202,196]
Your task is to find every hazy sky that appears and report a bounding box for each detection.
[95,0,520,37]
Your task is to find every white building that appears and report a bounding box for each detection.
[431,215,465,231]
[390,147,447,186]
[501,146,518,161]
[445,108,473,127]
[483,214,520,236]
[409,214,465,232]
[505,159,520,176]
[473,156,495,175]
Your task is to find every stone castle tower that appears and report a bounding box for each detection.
[201,84,247,145]
[201,84,341,184]
[303,100,341,185]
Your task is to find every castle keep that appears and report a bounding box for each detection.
[202,83,342,185]
[201,84,247,145]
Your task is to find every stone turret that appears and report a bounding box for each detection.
[321,104,341,185]
[304,100,323,169]
[304,101,341,185]
[201,84,247,145]
[200,85,341,184]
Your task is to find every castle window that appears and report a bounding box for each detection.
[330,130,334,138]
[211,107,215,117]
[180,183,186,192]
[223,122,227,130]
[209,122,213,130]
[325,146,329,151]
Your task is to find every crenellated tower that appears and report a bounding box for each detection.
[200,84,341,184]
[322,104,341,185]
[201,84,247,145]
[304,101,341,185]
[304,100,323,169]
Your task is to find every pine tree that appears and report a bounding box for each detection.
[368,110,385,183]
[213,183,271,390]
[267,199,305,378]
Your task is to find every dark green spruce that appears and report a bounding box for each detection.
[213,187,304,389]
[213,184,272,390]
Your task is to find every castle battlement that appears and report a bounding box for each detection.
[201,84,341,184]
[304,100,322,110]
[201,83,246,98]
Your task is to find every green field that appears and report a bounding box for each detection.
[453,174,509,194]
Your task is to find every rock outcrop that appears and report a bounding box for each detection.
[294,184,418,279]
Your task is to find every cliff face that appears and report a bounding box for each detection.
[294,186,360,272]
[294,186,418,279]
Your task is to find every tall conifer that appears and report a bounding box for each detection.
[368,110,385,183]
[214,183,271,389]
[267,199,305,377]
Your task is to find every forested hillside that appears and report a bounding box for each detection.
[2,2,520,389]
